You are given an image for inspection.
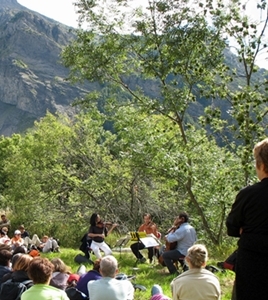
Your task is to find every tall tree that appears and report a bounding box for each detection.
[62,0,249,244]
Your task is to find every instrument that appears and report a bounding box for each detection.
[96,220,117,228]
[158,221,181,266]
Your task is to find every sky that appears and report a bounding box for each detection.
[17,0,268,69]
[17,0,79,28]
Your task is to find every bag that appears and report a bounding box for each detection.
[74,254,93,265]
[65,287,89,300]
[0,279,32,300]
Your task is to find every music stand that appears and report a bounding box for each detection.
[113,236,130,258]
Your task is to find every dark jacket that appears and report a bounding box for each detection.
[76,270,101,297]
[226,177,268,300]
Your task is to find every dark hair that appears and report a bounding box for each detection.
[0,249,12,266]
[90,213,98,226]
[13,246,27,256]
[143,213,152,219]
[27,257,54,284]
[179,212,189,223]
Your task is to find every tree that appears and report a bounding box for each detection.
[61,0,256,244]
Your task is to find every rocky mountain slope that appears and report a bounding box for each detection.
[0,0,89,136]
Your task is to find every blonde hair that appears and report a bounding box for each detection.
[50,258,71,273]
[186,244,208,268]
[12,254,33,271]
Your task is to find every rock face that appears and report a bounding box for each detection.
[0,0,88,136]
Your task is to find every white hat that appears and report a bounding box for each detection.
[14,230,21,235]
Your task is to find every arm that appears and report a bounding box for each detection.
[107,224,117,236]
[166,227,185,243]
[226,190,245,237]
[88,226,105,239]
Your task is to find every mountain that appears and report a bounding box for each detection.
[0,0,90,136]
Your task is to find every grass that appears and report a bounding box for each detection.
[43,248,235,300]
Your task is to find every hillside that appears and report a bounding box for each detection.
[0,0,90,136]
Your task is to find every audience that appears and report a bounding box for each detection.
[1,253,33,288]
[21,257,69,300]
[50,258,71,290]
[0,248,12,280]
[10,230,25,251]
[0,229,10,245]
[24,234,60,253]
[76,258,102,297]
[18,225,30,239]
[0,215,11,230]
[87,255,134,300]
[171,244,221,300]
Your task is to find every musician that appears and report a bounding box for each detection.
[162,212,196,274]
[130,213,159,264]
[88,213,117,259]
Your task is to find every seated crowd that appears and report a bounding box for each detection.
[0,222,60,254]
[0,212,222,300]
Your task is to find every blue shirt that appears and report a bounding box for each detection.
[167,222,196,256]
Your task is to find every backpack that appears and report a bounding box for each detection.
[65,287,89,300]
[0,279,32,300]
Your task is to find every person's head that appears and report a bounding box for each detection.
[50,258,71,273]
[254,138,268,179]
[99,255,118,278]
[143,213,152,224]
[42,235,49,243]
[14,230,21,238]
[186,244,208,269]
[27,257,54,284]
[18,225,25,232]
[0,244,11,252]
[1,215,7,222]
[1,227,8,234]
[12,253,32,271]
[11,253,22,266]
[93,258,101,272]
[178,212,189,223]
[13,246,27,256]
[0,249,12,266]
[90,213,100,226]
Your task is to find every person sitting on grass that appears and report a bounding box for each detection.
[0,229,10,245]
[76,258,102,297]
[171,244,221,300]
[23,234,60,253]
[1,253,33,287]
[87,255,134,300]
[10,230,25,252]
[0,248,12,280]
[50,258,71,290]
[21,257,69,300]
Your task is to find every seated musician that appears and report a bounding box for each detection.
[130,213,160,264]
[162,212,196,274]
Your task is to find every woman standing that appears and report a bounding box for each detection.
[88,213,117,259]
[226,138,268,300]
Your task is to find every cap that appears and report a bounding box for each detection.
[18,225,25,229]
[67,274,80,283]
[14,230,21,235]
